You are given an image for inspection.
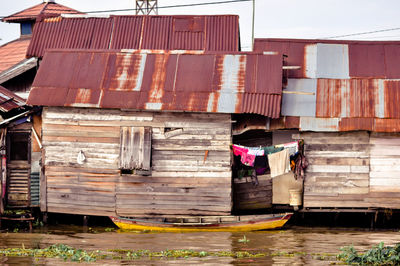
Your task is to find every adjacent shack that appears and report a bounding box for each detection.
[0,85,40,211]
[255,38,400,210]
[27,49,283,217]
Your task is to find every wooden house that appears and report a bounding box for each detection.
[26,49,285,217]
[255,38,400,211]
[24,13,295,218]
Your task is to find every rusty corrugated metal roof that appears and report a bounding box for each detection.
[254,38,400,79]
[27,49,282,118]
[27,15,239,58]
[255,38,400,132]
[2,2,81,23]
[315,79,400,119]
[0,85,26,113]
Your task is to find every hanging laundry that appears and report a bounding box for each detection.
[268,149,290,178]
[275,141,298,156]
[262,146,284,155]
[293,140,308,180]
[232,144,256,167]
[232,144,247,156]
[247,147,265,156]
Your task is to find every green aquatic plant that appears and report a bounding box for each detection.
[0,244,99,262]
[238,235,250,243]
[338,242,400,265]
[0,244,342,263]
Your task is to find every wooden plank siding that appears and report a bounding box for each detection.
[303,131,400,209]
[233,175,272,211]
[370,133,400,194]
[42,107,232,217]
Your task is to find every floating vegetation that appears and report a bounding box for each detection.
[238,235,250,243]
[0,244,344,263]
[338,242,400,265]
[0,244,101,262]
[0,245,271,262]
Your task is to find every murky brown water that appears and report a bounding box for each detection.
[0,225,400,265]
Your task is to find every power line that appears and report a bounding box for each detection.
[323,27,400,39]
[349,34,400,40]
[0,0,252,19]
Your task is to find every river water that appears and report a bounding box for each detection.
[0,224,400,265]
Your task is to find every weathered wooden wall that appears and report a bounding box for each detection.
[233,175,272,211]
[302,131,400,209]
[42,107,232,217]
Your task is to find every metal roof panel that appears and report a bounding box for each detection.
[28,50,282,118]
[27,15,240,58]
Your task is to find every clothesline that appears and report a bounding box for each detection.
[232,141,300,178]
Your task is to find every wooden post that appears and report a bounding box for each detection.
[40,149,47,212]
[42,212,48,224]
[83,215,89,226]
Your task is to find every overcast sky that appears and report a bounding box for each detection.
[1,0,400,49]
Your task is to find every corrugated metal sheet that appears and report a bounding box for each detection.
[384,80,400,118]
[339,118,374,131]
[29,17,113,57]
[281,79,316,117]
[300,117,339,132]
[110,16,144,50]
[27,50,282,117]
[316,79,400,119]
[254,38,400,79]
[315,43,349,79]
[27,15,239,58]
[374,119,400,132]
[0,85,26,113]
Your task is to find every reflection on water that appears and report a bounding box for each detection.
[0,226,400,265]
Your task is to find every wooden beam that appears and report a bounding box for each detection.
[282,66,301,70]
[282,91,315,95]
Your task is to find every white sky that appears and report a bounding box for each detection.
[1,0,400,49]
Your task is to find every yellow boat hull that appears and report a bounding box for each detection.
[110,213,292,232]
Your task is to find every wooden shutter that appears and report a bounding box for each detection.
[119,127,151,170]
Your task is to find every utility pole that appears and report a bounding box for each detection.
[136,0,158,15]
[252,0,255,50]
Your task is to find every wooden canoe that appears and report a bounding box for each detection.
[110,213,292,232]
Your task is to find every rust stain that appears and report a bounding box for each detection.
[186,92,197,111]
[75,88,91,104]
[374,118,400,132]
[384,80,400,118]
[339,118,374,131]
[148,54,168,103]
[116,53,134,91]
[234,55,246,113]
[28,50,283,118]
